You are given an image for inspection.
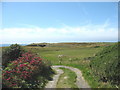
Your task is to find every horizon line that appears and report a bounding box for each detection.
[0,41,118,44]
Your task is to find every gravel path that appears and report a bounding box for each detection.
[45,65,90,88]
[45,66,64,88]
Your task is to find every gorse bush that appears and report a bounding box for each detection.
[90,43,120,87]
[2,52,54,88]
[2,44,25,67]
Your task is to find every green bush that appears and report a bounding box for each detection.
[2,44,25,67]
[90,43,120,87]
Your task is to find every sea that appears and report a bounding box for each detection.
[0,44,28,47]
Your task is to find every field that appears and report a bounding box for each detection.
[24,42,111,65]
[23,42,117,88]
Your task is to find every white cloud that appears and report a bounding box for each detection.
[0,23,118,44]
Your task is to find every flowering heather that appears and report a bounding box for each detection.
[2,52,43,88]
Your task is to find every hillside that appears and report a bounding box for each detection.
[90,42,120,87]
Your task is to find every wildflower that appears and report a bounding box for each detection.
[6,71,10,74]
[6,77,11,81]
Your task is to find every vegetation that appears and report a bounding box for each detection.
[2,44,25,68]
[56,67,77,88]
[90,43,120,88]
[2,44,54,88]
[25,43,104,65]
[24,42,118,88]
[26,43,47,47]
[2,42,119,88]
[66,43,119,88]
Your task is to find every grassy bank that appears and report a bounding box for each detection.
[90,43,119,88]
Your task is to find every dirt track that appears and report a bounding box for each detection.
[45,65,90,88]
[45,66,64,88]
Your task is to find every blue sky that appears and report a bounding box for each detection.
[1,2,118,44]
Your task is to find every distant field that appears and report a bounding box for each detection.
[24,42,113,65]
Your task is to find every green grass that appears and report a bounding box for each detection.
[25,45,103,65]
[56,67,78,88]
[23,42,118,88]
[90,43,119,88]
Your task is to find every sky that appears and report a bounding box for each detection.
[1,2,118,44]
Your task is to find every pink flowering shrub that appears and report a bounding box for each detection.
[2,52,51,88]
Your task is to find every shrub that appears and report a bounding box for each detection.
[2,52,54,88]
[2,44,25,67]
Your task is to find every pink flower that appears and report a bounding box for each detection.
[6,77,11,81]
[12,84,17,86]
[16,71,20,73]
[6,71,10,74]
[2,51,44,87]
[19,64,27,67]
